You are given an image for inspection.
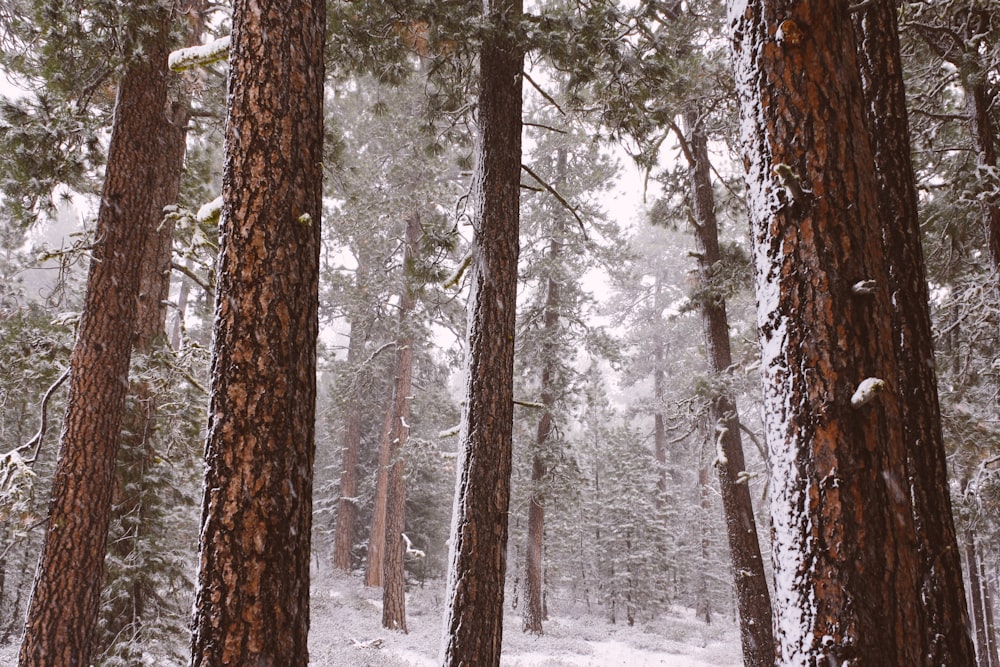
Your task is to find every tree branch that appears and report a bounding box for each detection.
[520,163,588,239]
[19,368,71,464]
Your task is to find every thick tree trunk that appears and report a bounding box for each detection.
[332,318,366,572]
[683,110,774,667]
[18,9,178,663]
[729,0,946,663]
[853,3,977,664]
[382,213,422,633]
[366,400,394,588]
[188,0,325,663]
[440,0,523,660]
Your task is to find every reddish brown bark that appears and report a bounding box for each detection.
[382,213,422,632]
[18,8,179,663]
[853,3,977,664]
[332,321,366,573]
[440,0,523,659]
[188,0,325,662]
[365,397,394,588]
[730,0,937,663]
[682,109,774,667]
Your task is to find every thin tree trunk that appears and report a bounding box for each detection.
[730,0,945,662]
[980,549,1000,667]
[694,465,712,625]
[682,109,774,667]
[332,318,366,572]
[523,148,567,636]
[440,0,523,659]
[382,213,422,633]
[18,8,178,662]
[188,0,325,662]
[968,530,991,667]
[853,3,977,663]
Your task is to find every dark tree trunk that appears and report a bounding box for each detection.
[332,314,367,572]
[853,3,977,664]
[523,148,566,636]
[440,0,523,660]
[730,0,948,663]
[382,213,422,633]
[18,8,179,663]
[682,109,774,667]
[187,0,325,662]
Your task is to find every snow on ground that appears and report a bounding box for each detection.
[0,564,743,666]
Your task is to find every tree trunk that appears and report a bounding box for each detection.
[694,465,712,625]
[18,8,179,663]
[365,398,394,588]
[332,317,367,572]
[968,530,991,667]
[523,148,566,636]
[440,0,523,660]
[683,109,774,667]
[853,3,977,663]
[980,550,1000,667]
[730,0,943,663]
[964,67,1000,273]
[382,213,422,633]
[188,0,325,662]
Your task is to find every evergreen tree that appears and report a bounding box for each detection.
[188,0,325,661]
[19,3,187,661]
[440,0,523,659]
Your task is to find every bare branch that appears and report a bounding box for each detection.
[520,163,588,240]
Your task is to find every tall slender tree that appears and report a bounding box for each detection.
[853,2,977,663]
[18,4,182,662]
[440,0,523,659]
[382,213,422,632]
[728,0,966,662]
[187,0,325,662]
[679,108,774,667]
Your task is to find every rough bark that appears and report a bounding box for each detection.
[18,9,178,663]
[365,398,394,588]
[683,110,774,667]
[728,0,937,662]
[187,0,325,662]
[440,0,523,660]
[980,548,1000,667]
[382,213,422,633]
[332,320,366,572]
[853,3,978,664]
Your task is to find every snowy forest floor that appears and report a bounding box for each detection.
[0,565,743,666]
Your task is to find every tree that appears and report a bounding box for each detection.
[381,214,422,632]
[187,0,325,663]
[679,108,773,667]
[18,4,183,662]
[440,0,523,660]
[729,0,964,662]
[853,2,977,663]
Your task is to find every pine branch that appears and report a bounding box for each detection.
[19,367,71,464]
[522,71,565,115]
[520,163,588,239]
[171,261,214,297]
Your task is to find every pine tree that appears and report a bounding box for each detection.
[19,3,185,662]
[187,0,325,662]
[440,0,523,659]
[730,0,969,662]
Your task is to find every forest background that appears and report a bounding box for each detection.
[0,0,997,664]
